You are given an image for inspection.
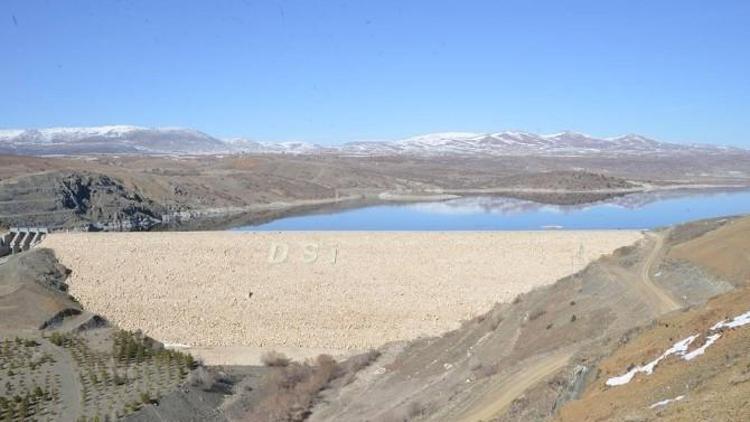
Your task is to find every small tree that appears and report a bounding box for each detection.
[18,397,30,418]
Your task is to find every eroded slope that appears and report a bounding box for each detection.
[306,218,743,421]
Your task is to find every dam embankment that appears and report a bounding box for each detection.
[41,231,642,354]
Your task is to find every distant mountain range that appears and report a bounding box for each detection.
[0,125,745,157]
[0,126,228,155]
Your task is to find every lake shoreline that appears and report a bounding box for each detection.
[228,186,750,232]
[157,184,750,232]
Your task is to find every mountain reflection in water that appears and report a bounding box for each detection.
[234,188,750,231]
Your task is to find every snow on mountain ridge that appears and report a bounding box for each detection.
[398,132,484,145]
[0,125,228,154]
[0,125,744,157]
[0,125,217,142]
[33,125,145,140]
[0,129,24,138]
[336,130,745,157]
[41,124,143,134]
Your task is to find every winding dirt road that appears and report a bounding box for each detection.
[455,232,680,422]
[640,231,681,313]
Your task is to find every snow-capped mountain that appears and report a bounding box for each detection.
[224,138,329,154]
[374,132,726,156]
[332,131,744,157]
[0,126,229,155]
[0,126,744,157]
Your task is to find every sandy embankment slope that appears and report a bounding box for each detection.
[42,231,641,364]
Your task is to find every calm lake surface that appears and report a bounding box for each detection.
[233,188,750,231]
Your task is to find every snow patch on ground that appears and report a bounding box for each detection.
[711,310,750,330]
[606,335,697,386]
[163,342,191,349]
[607,308,750,387]
[649,395,685,409]
[683,333,721,361]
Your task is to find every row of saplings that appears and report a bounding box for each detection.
[50,330,197,422]
[47,330,195,367]
[111,330,195,367]
[0,386,53,421]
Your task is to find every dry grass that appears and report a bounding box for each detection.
[342,349,380,373]
[242,355,340,422]
[338,349,381,386]
[225,350,381,421]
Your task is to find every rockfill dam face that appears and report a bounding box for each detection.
[41,231,643,354]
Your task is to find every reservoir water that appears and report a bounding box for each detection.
[233,188,750,231]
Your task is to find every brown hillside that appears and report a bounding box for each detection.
[669,216,750,286]
[557,285,750,422]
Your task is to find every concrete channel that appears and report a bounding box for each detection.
[0,227,49,257]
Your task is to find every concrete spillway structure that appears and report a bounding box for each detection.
[0,232,12,257]
[0,227,48,257]
[10,232,24,254]
[21,231,34,250]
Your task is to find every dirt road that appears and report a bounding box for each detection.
[452,232,678,421]
[640,232,681,313]
[44,338,83,422]
[457,349,574,422]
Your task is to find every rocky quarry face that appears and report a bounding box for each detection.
[0,171,164,230]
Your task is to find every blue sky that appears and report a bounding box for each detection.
[1,1,748,145]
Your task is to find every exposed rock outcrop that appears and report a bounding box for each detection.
[0,171,164,230]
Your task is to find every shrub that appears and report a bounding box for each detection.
[261,351,291,367]
[407,401,433,418]
[478,362,499,378]
[49,332,65,347]
[241,354,342,422]
[529,309,546,321]
[23,339,39,348]
[343,349,380,373]
[112,371,126,386]
[188,366,219,391]
[183,353,195,369]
